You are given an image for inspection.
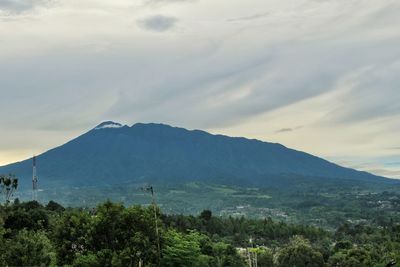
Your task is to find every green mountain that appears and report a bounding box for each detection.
[0,121,394,192]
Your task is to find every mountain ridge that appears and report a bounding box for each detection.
[0,121,395,192]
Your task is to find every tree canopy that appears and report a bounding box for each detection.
[0,200,399,266]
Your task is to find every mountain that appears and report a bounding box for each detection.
[0,121,394,191]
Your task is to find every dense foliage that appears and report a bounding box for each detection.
[28,181,400,231]
[0,200,399,266]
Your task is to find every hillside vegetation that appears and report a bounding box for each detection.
[1,122,391,192]
[1,200,399,267]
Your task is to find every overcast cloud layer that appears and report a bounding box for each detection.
[0,0,399,178]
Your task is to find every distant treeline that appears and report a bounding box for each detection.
[0,200,399,266]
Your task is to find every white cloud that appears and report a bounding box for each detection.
[0,0,399,177]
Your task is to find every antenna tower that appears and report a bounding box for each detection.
[32,156,38,201]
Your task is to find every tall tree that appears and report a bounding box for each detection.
[275,236,324,267]
[0,174,18,203]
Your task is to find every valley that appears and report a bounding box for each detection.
[24,180,400,230]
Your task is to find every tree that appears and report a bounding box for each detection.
[333,240,353,252]
[275,236,324,267]
[161,229,202,267]
[221,245,247,267]
[0,174,18,203]
[210,241,246,267]
[4,201,49,232]
[0,227,8,266]
[52,210,92,265]
[73,252,101,267]
[3,229,56,267]
[46,200,65,212]
[327,247,373,267]
[86,202,160,266]
[255,248,274,267]
[200,210,212,221]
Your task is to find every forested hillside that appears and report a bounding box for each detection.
[1,122,391,192]
[0,200,399,267]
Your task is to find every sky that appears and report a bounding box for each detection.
[0,0,399,178]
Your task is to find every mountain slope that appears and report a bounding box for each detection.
[0,121,393,190]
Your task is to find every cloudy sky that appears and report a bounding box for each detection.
[1,0,399,178]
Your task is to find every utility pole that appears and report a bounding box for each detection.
[143,185,161,265]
